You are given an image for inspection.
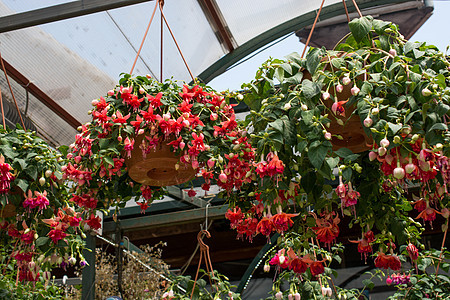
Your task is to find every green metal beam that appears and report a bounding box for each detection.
[0,0,154,33]
[81,234,96,300]
[198,0,416,83]
[236,233,279,294]
[103,205,228,233]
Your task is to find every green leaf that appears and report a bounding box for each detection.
[104,156,115,166]
[348,17,372,43]
[0,145,16,159]
[308,143,329,170]
[301,172,316,194]
[296,140,308,153]
[334,147,353,158]
[285,72,304,85]
[435,74,446,89]
[35,237,50,247]
[388,122,403,135]
[362,279,374,290]
[413,49,425,59]
[13,158,26,171]
[280,63,293,75]
[25,165,38,180]
[274,67,285,82]
[306,48,322,74]
[15,179,29,192]
[326,157,339,169]
[360,82,373,96]
[429,123,448,131]
[302,79,321,99]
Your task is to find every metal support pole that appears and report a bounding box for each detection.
[82,234,96,300]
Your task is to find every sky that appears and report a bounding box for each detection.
[209,0,450,92]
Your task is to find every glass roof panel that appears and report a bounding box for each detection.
[1,0,76,15]
[216,0,342,45]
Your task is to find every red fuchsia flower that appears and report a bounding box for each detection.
[187,188,197,197]
[416,205,441,225]
[147,92,163,108]
[331,100,348,117]
[287,248,311,274]
[85,214,102,230]
[309,260,325,276]
[271,212,297,233]
[406,243,419,261]
[225,208,244,229]
[235,217,258,242]
[0,154,14,194]
[374,252,401,271]
[112,111,130,124]
[256,216,274,239]
[140,185,153,201]
[350,231,375,262]
[266,154,285,177]
[21,231,35,245]
[312,211,340,246]
[48,228,67,244]
[137,201,150,213]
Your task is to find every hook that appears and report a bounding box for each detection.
[197,230,211,251]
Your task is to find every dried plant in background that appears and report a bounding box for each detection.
[68,242,169,300]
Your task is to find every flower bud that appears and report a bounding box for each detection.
[336,84,343,93]
[380,138,390,148]
[378,147,387,156]
[39,177,46,186]
[263,264,270,272]
[284,103,291,110]
[139,87,145,94]
[107,90,115,96]
[324,132,332,140]
[237,94,244,100]
[322,92,330,100]
[342,77,351,86]
[364,117,373,127]
[351,86,360,96]
[389,49,397,56]
[371,107,379,115]
[369,151,378,161]
[219,173,227,183]
[393,167,405,179]
[422,88,432,97]
[275,291,283,300]
[301,104,308,111]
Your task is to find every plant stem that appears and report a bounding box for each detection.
[435,218,449,275]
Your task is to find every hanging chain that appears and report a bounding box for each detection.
[301,0,364,58]
[130,0,194,82]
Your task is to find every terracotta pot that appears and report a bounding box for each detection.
[303,55,371,153]
[124,135,196,186]
[0,203,16,218]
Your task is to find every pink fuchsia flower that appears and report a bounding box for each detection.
[123,137,134,158]
[0,154,14,194]
[406,243,419,261]
[48,228,67,244]
[331,100,348,117]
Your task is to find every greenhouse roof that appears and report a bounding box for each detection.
[0,0,432,146]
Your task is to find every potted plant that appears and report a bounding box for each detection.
[64,74,254,215]
[225,16,450,297]
[0,125,87,283]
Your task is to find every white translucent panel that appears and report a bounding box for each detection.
[216,0,341,45]
[1,0,76,15]
[106,0,224,81]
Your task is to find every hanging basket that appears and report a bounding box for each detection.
[0,203,16,218]
[303,55,371,153]
[324,78,372,153]
[124,135,196,187]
